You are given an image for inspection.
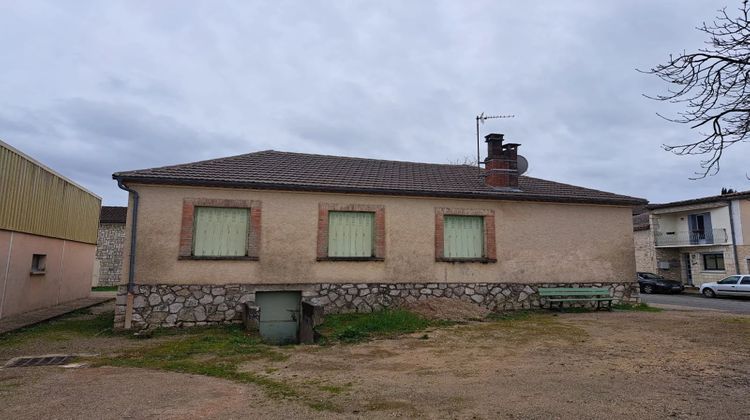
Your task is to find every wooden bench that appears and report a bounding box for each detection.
[538,287,613,311]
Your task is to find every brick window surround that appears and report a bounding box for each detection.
[179,198,262,260]
[435,208,496,263]
[317,203,385,261]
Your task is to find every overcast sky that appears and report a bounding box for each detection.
[1,1,748,205]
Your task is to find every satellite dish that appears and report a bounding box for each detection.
[517,155,529,175]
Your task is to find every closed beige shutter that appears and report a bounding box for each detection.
[444,215,484,258]
[328,211,375,257]
[193,207,249,257]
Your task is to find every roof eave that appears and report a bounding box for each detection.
[647,192,750,210]
[113,174,647,207]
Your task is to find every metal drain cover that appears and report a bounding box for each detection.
[4,354,75,368]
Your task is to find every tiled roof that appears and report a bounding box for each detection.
[100,206,127,224]
[648,189,750,210]
[113,150,646,206]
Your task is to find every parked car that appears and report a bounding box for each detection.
[636,272,684,294]
[699,275,750,298]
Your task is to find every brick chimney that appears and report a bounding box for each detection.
[483,133,520,189]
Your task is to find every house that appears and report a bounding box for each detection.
[112,133,646,336]
[636,191,750,287]
[92,206,127,287]
[0,140,101,320]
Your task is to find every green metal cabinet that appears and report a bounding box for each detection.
[255,291,301,345]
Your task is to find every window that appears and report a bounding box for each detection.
[193,207,249,257]
[178,198,261,260]
[688,213,713,244]
[435,208,496,262]
[740,277,750,285]
[444,216,484,258]
[703,253,725,271]
[317,203,385,261]
[31,254,46,274]
[718,275,740,285]
[327,211,375,257]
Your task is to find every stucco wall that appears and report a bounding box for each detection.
[633,229,656,273]
[741,199,750,245]
[121,184,637,287]
[0,229,95,319]
[735,245,750,275]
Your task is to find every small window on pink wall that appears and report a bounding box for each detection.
[434,208,496,263]
[317,203,385,261]
[178,198,262,260]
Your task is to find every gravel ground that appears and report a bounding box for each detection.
[1,305,748,419]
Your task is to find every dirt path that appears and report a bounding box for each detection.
[1,308,748,419]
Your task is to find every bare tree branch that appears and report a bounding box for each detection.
[641,1,750,178]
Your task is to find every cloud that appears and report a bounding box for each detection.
[0,0,747,205]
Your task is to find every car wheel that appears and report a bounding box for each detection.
[642,284,654,294]
[702,288,716,298]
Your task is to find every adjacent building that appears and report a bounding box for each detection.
[635,191,750,286]
[92,206,127,287]
[0,140,101,319]
[112,133,646,338]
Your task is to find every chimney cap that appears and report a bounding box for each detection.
[484,133,504,142]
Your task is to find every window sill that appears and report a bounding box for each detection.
[317,257,384,262]
[29,270,46,276]
[178,256,259,261]
[436,257,497,264]
[701,270,726,273]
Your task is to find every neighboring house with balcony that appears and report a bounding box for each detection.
[111,132,646,340]
[634,190,750,287]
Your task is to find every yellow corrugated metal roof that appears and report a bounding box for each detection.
[0,139,101,244]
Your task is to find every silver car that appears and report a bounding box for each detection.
[700,275,750,298]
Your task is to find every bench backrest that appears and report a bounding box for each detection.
[538,287,610,297]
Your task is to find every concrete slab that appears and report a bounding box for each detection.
[0,296,113,335]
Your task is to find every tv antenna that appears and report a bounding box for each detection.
[476,113,515,171]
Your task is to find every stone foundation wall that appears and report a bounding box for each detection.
[115,282,640,330]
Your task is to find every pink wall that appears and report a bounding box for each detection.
[0,229,95,319]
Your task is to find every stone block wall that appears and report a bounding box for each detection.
[633,229,656,273]
[115,281,640,330]
[95,223,125,286]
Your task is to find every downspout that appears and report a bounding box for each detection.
[727,199,741,274]
[116,179,139,329]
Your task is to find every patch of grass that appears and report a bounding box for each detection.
[318,383,351,395]
[91,286,118,292]
[317,309,448,343]
[0,310,114,348]
[95,324,340,411]
[486,310,535,321]
[461,312,588,346]
[611,303,662,312]
[722,317,750,324]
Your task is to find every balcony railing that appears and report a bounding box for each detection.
[654,228,729,247]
